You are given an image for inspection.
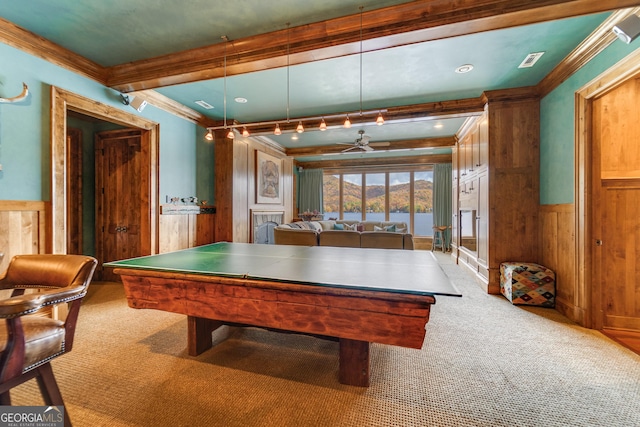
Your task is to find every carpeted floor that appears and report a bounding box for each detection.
[10,252,640,426]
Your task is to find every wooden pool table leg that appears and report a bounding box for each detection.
[339,338,370,387]
[187,316,224,356]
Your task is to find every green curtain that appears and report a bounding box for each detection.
[433,163,452,249]
[298,169,324,213]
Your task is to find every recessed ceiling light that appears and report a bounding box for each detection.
[455,64,474,74]
[234,97,248,103]
[194,100,214,109]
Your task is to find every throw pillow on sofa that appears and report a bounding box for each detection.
[374,224,396,232]
[333,223,344,230]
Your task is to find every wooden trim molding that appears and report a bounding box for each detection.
[538,7,640,97]
[50,86,160,255]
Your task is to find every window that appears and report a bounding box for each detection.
[323,167,434,236]
[414,171,434,236]
[342,174,363,221]
[389,172,410,226]
[365,173,386,222]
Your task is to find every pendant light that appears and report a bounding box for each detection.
[296,121,304,133]
[274,123,282,135]
[222,35,234,140]
[319,118,327,131]
[242,127,250,137]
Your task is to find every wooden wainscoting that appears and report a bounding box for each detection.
[159,212,216,253]
[0,200,48,271]
[539,203,583,325]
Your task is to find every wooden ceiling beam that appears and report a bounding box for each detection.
[106,0,637,92]
[297,154,452,170]
[286,137,455,157]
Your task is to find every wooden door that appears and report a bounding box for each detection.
[592,77,640,332]
[66,128,83,254]
[95,129,148,281]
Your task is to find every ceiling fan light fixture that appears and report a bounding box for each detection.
[274,123,282,135]
[242,127,250,137]
[344,115,352,128]
[296,121,304,133]
[205,130,214,141]
[319,119,327,131]
[376,112,384,126]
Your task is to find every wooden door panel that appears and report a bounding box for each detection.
[95,129,146,281]
[66,128,83,254]
[592,77,640,332]
[601,183,640,330]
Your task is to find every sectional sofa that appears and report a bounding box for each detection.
[273,220,414,250]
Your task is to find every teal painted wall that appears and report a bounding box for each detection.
[0,41,214,205]
[540,39,640,204]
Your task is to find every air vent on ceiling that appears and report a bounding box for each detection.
[518,52,545,69]
[194,100,214,109]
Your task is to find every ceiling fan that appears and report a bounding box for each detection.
[339,130,390,152]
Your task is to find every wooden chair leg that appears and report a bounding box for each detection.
[35,363,71,427]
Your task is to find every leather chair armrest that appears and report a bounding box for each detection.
[0,286,86,318]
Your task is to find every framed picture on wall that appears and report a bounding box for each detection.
[256,151,282,204]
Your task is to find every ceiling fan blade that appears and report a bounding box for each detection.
[341,146,358,153]
[369,141,390,147]
[361,135,371,144]
[362,145,374,152]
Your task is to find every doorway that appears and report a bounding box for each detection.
[576,50,640,353]
[50,87,159,273]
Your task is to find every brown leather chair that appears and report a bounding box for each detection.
[0,254,97,427]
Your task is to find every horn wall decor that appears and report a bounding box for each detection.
[0,83,29,103]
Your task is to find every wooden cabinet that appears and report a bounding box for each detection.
[452,98,539,293]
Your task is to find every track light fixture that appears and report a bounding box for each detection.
[205,130,214,141]
[296,121,304,133]
[319,118,327,131]
[376,112,384,126]
[242,127,250,137]
[344,115,352,128]
[274,123,282,135]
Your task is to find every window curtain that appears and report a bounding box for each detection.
[433,163,452,249]
[298,169,324,213]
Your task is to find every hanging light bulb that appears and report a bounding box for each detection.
[319,118,327,131]
[344,115,352,128]
[376,112,384,126]
[296,121,304,133]
[274,123,282,135]
[205,130,214,141]
[226,129,234,139]
[242,127,250,137]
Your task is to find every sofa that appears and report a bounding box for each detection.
[273,220,414,250]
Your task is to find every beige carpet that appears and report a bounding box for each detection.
[10,252,640,427]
